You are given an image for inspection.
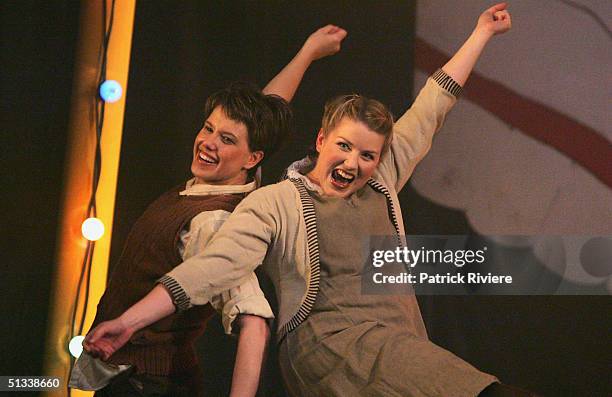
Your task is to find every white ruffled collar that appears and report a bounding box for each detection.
[284,157,323,194]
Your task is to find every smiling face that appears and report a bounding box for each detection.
[191,106,263,186]
[308,117,385,198]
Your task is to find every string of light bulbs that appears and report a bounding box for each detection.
[67,1,118,394]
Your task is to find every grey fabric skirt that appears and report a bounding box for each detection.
[278,312,497,397]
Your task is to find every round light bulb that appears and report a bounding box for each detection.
[69,335,85,358]
[99,80,122,103]
[82,217,105,241]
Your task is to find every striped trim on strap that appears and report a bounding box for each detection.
[158,274,191,312]
[432,68,463,97]
[278,178,321,342]
[367,179,403,248]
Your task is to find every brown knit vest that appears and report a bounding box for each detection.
[91,185,246,375]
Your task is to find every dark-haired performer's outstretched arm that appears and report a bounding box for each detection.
[81,24,347,397]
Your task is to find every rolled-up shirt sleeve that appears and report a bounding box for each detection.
[209,272,273,334]
[160,189,276,319]
[168,206,275,333]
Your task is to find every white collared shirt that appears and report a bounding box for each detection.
[69,176,273,391]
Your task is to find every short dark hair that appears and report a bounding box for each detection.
[203,82,293,171]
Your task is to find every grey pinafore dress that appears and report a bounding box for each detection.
[279,184,497,397]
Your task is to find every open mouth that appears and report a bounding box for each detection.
[331,168,355,188]
[198,151,218,165]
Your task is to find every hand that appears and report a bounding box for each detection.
[82,318,134,361]
[476,3,512,36]
[301,24,348,62]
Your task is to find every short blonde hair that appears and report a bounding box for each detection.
[321,94,394,154]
